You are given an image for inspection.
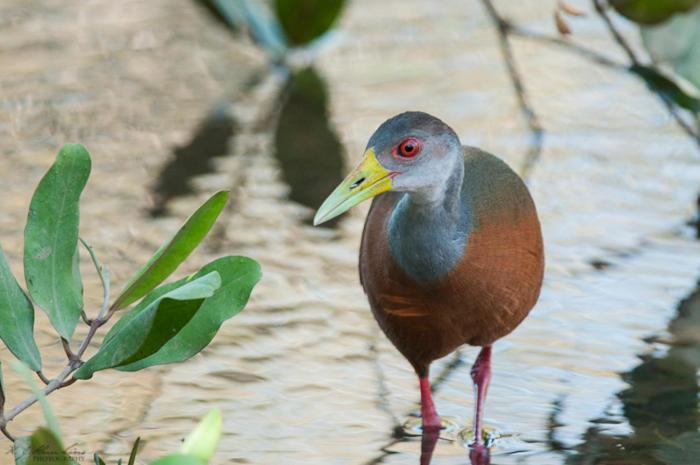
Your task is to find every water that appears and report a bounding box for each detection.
[0,0,699,464]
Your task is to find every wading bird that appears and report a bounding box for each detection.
[314,112,544,454]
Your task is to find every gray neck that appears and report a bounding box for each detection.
[388,160,471,284]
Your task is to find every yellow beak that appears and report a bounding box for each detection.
[314,148,394,225]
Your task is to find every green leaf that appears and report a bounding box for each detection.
[23,144,91,340]
[631,64,700,113]
[13,429,76,465]
[180,409,222,462]
[148,455,206,465]
[112,191,229,310]
[93,454,106,465]
[610,0,699,25]
[128,437,141,465]
[0,245,42,370]
[10,361,61,441]
[74,272,221,380]
[117,256,260,372]
[641,5,700,92]
[196,0,287,58]
[274,0,345,45]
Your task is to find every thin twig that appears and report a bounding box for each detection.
[60,338,78,364]
[592,0,638,64]
[79,237,110,320]
[1,241,114,429]
[507,25,625,71]
[35,371,50,386]
[1,425,15,442]
[481,0,544,181]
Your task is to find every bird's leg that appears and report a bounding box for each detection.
[419,377,441,432]
[470,345,492,446]
[420,427,440,465]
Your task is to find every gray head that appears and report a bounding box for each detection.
[314,111,464,224]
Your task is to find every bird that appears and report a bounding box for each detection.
[314,111,544,452]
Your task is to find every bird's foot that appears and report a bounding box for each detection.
[458,424,500,446]
[468,442,490,465]
[402,415,461,436]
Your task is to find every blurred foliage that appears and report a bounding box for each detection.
[197,0,286,57]
[196,0,345,56]
[641,5,700,92]
[274,0,345,45]
[655,431,700,465]
[611,0,699,24]
[17,385,223,465]
[631,65,700,113]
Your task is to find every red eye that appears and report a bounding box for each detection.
[396,138,422,158]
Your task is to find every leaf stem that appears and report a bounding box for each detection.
[0,241,115,438]
[35,371,50,385]
[480,0,544,181]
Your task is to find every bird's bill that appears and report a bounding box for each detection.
[313,148,394,225]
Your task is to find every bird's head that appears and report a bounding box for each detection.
[314,111,462,225]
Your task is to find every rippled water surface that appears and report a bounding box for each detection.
[1,1,699,464]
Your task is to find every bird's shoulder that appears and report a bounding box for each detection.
[460,145,535,221]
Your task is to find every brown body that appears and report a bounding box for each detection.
[359,147,544,376]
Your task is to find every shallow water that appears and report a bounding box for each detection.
[1,1,699,464]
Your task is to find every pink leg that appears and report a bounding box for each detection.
[420,428,440,465]
[419,377,441,432]
[470,346,492,446]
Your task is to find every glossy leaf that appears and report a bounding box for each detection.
[11,360,61,441]
[180,409,222,462]
[112,191,229,310]
[196,0,287,57]
[641,5,700,91]
[148,455,206,465]
[74,272,221,379]
[24,144,90,339]
[117,256,260,371]
[610,0,699,24]
[631,64,700,113]
[274,0,345,45]
[0,246,41,370]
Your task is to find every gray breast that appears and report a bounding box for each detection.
[388,192,472,284]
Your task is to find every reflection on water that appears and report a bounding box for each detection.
[273,66,345,226]
[150,103,236,216]
[565,284,700,465]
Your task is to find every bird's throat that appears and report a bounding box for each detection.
[387,165,471,285]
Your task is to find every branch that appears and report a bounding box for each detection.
[481,0,544,181]
[0,241,114,436]
[507,25,626,71]
[593,0,700,147]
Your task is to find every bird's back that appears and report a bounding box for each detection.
[359,147,544,375]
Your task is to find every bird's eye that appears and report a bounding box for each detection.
[396,138,421,159]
